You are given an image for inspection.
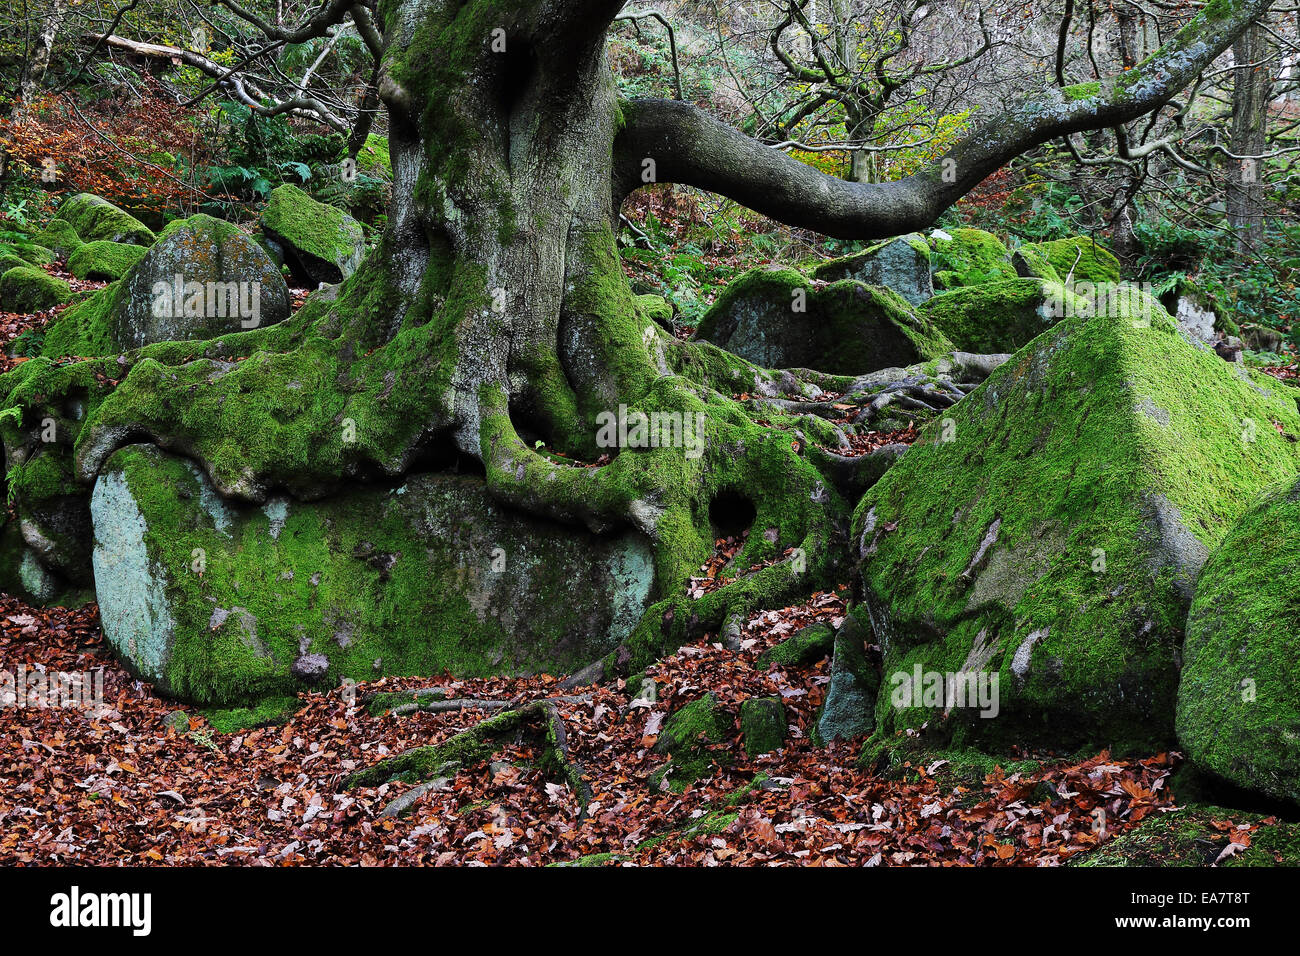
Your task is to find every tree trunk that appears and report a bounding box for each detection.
[1227,22,1272,253]
[21,0,68,102]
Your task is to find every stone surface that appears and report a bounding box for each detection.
[740,697,787,756]
[853,297,1300,753]
[816,615,878,742]
[0,266,71,312]
[693,266,951,374]
[260,184,366,284]
[812,233,934,305]
[91,444,657,705]
[917,278,1082,354]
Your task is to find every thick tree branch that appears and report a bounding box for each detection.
[614,0,1275,239]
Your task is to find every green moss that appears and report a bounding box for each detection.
[0,241,54,266]
[854,295,1300,754]
[39,282,125,357]
[355,133,391,177]
[200,695,300,733]
[34,219,84,259]
[67,240,147,281]
[1077,804,1300,866]
[1063,81,1102,101]
[1011,246,1061,283]
[56,194,156,246]
[1023,236,1121,285]
[1177,476,1300,804]
[740,697,786,755]
[261,183,364,273]
[0,266,72,312]
[757,621,835,668]
[653,692,732,788]
[929,228,1016,289]
[918,279,1082,353]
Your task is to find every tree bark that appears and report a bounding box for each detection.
[1227,21,1273,252]
[21,0,68,102]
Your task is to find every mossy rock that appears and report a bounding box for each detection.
[853,295,1300,755]
[1076,805,1300,866]
[89,444,657,705]
[652,692,731,786]
[811,233,934,306]
[928,228,1016,289]
[635,293,673,328]
[0,253,30,275]
[67,240,148,281]
[56,194,156,246]
[740,697,786,756]
[355,133,391,178]
[693,266,952,375]
[0,266,72,312]
[40,214,291,356]
[260,183,366,284]
[1022,236,1120,285]
[917,278,1084,354]
[816,613,878,742]
[1177,476,1300,805]
[33,219,84,260]
[0,241,55,266]
[756,621,835,668]
[1011,246,1061,283]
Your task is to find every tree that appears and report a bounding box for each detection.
[1226,20,1273,252]
[6,0,1277,679]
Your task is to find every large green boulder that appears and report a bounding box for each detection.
[1177,476,1300,804]
[34,218,84,260]
[811,233,934,306]
[853,296,1300,754]
[260,184,366,284]
[0,266,72,312]
[41,214,290,355]
[56,194,156,246]
[67,240,148,281]
[917,278,1084,354]
[1021,236,1121,285]
[89,444,657,705]
[693,266,952,375]
[928,227,1016,290]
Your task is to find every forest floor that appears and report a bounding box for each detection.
[1,583,1271,867]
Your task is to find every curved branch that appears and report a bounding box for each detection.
[614,0,1275,239]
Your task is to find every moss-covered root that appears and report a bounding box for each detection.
[344,700,593,817]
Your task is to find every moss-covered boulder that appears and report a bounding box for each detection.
[917,278,1083,354]
[757,620,835,668]
[693,266,951,375]
[1011,246,1061,283]
[0,253,30,276]
[67,240,148,281]
[652,692,730,785]
[740,697,786,756]
[853,296,1300,754]
[89,444,657,705]
[635,293,673,329]
[816,614,878,742]
[0,266,72,312]
[811,233,933,306]
[33,219,84,260]
[56,194,156,246]
[0,240,54,267]
[41,214,290,355]
[260,184,366,284]
[1177,476,1300,805]
[1021,236,1120,285]
[928,228,1016,290]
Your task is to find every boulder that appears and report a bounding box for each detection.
[33,219,83,260]
[928,227,1016,290]
[1011,246,1061,283]
[42,214,290,355]
[740,697,787,756]
[0,266,71,312]
[67,240,148,281]
[811,233,934,305]
[816,615,878,742]
[56,194,156,246]
[917,278,1083,354]
[0,240,54,266]
[90,444,657,705]
[652,693,729,785]
[1177,476,1300,805]
[1159,277,1238,347]
[693,266,952,375]
[1020,236,1120,285]
[757,621,835,668]
[853,297,1300,754]
[260,184,366,284]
